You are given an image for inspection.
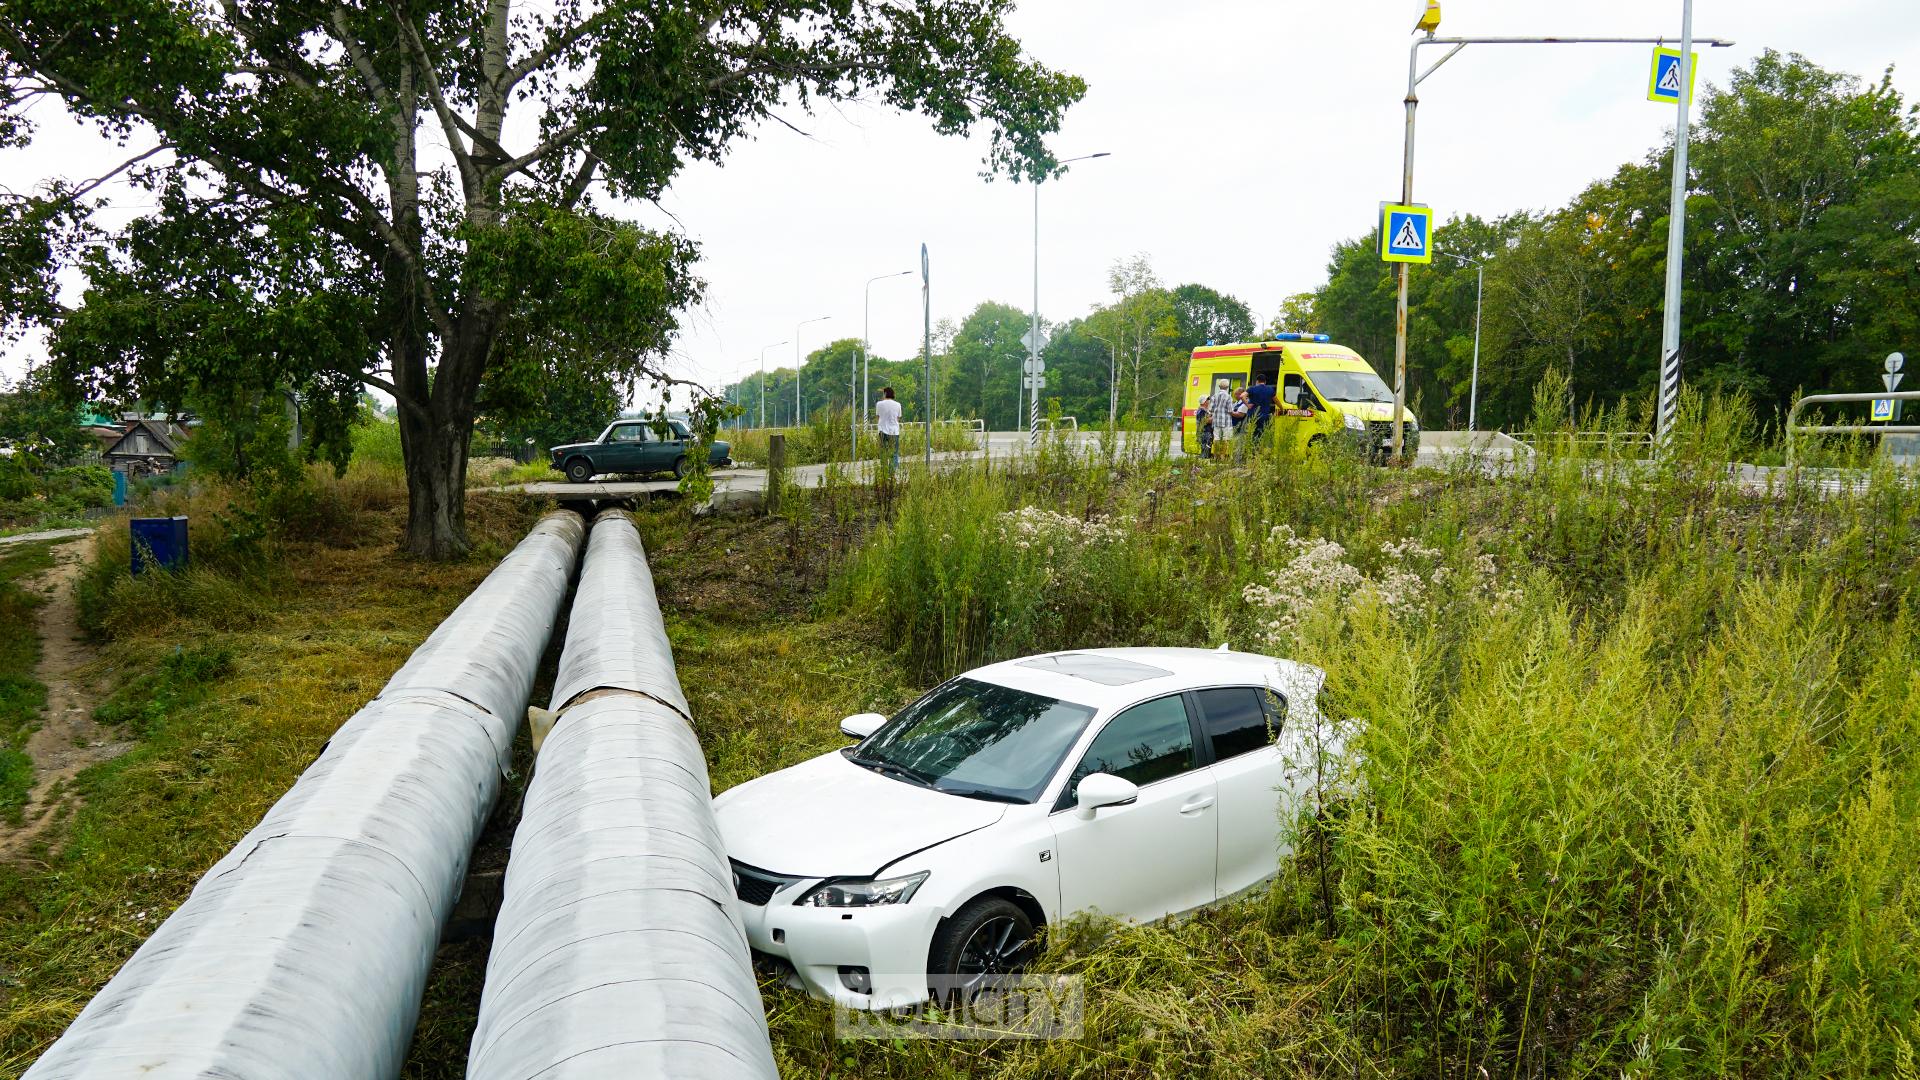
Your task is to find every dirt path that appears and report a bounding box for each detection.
[0,536,130,862]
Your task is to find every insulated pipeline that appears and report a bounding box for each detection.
[467,512,778,1079]
[25,511,586,1080]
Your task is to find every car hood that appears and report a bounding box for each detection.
[714,750,1005,878]
[548,441,597,455]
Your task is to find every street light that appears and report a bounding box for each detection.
[1029,151,1111,445]
[795,315,830,426]
[1388,24,1733,459]
[759,340,787,429]
[1089,330,1119,432]
[1437,251,1484,435]
[858,270,913,461]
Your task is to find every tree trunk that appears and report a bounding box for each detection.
[398,397,473,559]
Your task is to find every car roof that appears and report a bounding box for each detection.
[964,647,1322,713]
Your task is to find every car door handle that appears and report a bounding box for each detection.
[1178,794,1215,815]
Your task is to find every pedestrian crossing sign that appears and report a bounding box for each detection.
[1872,398,1895,422]
[1648,47,1698,105]
[1379,203,1432,264]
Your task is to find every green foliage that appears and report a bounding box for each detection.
[0,540,54,822]
[1308,50,1920,431]
[804,405,1920,1076]
[4,0,1084,557]
[92,643,233,739]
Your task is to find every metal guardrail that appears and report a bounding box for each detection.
[26,513,585,1080]
[468,512,778,1079]
[1509,430,1653,451]
[1036,416,1078,434]
[1785,390,1920,467]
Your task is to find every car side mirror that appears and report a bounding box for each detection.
[1074,772,1139,820]
[1283,385,1301,406]
[840,712,887,739]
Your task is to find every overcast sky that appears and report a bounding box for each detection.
[5,0,1919,401]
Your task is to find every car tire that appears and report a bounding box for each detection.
[928,896,1036,999]
[672,454,690,480]
[564,458,594,483]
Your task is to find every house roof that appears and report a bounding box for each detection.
[104,419,185,458]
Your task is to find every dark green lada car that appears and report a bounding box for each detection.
[549,419,732,483]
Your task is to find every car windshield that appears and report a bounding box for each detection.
[1307,369,1393,403]
[851,677,1096,803]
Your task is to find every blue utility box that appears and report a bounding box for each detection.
[130,516,189,575]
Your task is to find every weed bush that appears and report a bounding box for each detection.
[808,392,1920,1077]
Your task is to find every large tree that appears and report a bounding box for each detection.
[0,1,1084,555]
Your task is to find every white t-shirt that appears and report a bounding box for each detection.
[875,398,903,435]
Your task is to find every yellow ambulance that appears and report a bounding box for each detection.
[1180,334,1419,458]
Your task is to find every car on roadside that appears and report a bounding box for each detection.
[712,646,1341,1010]
[548,418,732,483]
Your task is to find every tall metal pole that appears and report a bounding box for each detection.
[1470,262,1483,434]
[795,315,829,427]
[1656,0,1695,450]
[1388,32,1730,458]
[1027,152,1110,447]
[1029,179,1041,447]
[758,340,786,429]
[1391,44,1420,462]
[1091,331,1118,431]
[921,244,932,468]
[859,271,912,462]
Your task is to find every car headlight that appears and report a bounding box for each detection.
[1343,412,1365,431]
[798,871,929,908]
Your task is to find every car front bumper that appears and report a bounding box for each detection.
[739,877,943,1010]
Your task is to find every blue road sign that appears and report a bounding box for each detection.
[1872,397,1895,422]
[1380,204,1432,264]
[1649,48,1698,105]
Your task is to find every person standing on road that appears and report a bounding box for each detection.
[875,387,902,470]
[1245,372,1278,445]
[1207,379,1234,459]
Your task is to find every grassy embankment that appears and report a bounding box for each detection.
[0,543,56,822]
[0,423,551,1076]
[696,389,1920,1078]
[7,391,1918,1078]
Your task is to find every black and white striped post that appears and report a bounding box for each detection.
[1655,0,1695,454]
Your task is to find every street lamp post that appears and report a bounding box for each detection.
[1389,27,1732,460]
[758,340,787,429]
[1029,152,1111,446]
[795,315,830,426]
[858,271,913,461]
[1090,330,1119,432]
[1437,251,1484,434]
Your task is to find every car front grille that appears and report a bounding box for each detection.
[731,860,800,907]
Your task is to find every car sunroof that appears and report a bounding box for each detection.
[1016,654,1173,686]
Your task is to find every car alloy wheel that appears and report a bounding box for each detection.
[933,896,1036,998]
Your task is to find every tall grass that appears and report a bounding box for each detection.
[806,392,1920,1076]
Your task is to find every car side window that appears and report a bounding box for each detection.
[1195,686,1281,763]
[1055,695,1195,811]
[608,424,643,443]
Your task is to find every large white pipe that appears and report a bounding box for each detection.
[25,512,586,1080]
[468,512,778,1079]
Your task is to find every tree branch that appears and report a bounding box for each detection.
[325,5,395,115]
[502,6,623,92]
[389,5,480,199]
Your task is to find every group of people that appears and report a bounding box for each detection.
[1197,372,1278,458]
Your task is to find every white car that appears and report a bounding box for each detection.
[712,647,1336,1010]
